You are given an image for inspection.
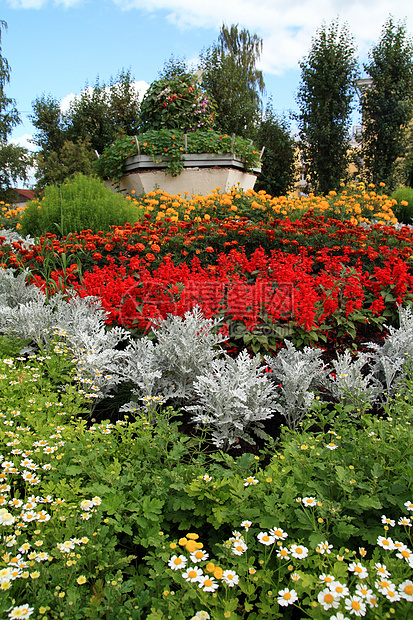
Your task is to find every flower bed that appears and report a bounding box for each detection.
[1,181,413,618]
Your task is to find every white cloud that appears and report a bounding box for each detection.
[11,133,35,151]
[111,0,413,73]
[6,0,412,75]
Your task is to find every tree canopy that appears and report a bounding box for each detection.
[255,101,297,196]
[296,19,359,194]
[30,69,141,191]
[362,17,413,189]
[200,24,265,139]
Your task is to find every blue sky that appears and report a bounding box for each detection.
[1,0,412,186]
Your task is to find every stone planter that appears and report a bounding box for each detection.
[113,153,261,196]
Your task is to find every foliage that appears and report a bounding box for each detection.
[30,94,66,154]
[2,333,413,617]
[158,54,194,80]
[0,342,207,619]
[296,19,359,194]
[34,138,96,191]
[264,340,327,430]
[391,186,413,224]
[0,142,33,203]
[139,73,215,133]
[19,173,142,237]
[199,24,265,139]
[362,17,413,190]
[255,102,297,196]
[2,185,413,615]
[186,349,277,450]
[66,69,141,153]
[30,70,141,191]
[96,130,261,181]
[0,21,32,201]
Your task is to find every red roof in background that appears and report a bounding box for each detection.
[12,188,35,201]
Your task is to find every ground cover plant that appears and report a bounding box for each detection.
[0,179,413,618]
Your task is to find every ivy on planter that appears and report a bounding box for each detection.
[95,129,262,182]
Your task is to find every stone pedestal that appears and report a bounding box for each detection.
[113,153,260,196]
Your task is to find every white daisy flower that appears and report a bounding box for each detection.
[317,587,339,610]
[348,562,368,579]
[182,566,203,582]
[190,549,209,563]
[269,526,287,540]
[398,580,413,601]
[198,575,219,592]
[231,541,248,556]
[168,555,187,570]
[302,497,317,507]
[328,581,349,598]
[377,536,395,550]
[257,532,275,546]
[243,476,258,487]
[290,543,308,559]
[222,569,239,587]
[277,588,298,607]
[344,595,366,617]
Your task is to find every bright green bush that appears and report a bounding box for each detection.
[19,173,143,237]
[391,186,413,224]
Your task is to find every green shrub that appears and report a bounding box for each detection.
[391,186,413,224]
[19,173,143,237]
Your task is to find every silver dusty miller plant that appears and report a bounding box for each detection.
[324,349,383,414]
[120,306,228,417]
[186,349,277,450]
[264,340,328,430]
[364,304,413,403]
[148,305,228,401]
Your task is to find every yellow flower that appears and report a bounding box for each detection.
[185,539,198,553]
[76,576,87,585]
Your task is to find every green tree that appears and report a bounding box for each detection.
[158,54,192,80]
[34,139,96,191]
[255,102,297,196]
[66,69,141,154]
[199,23,265,138]
[30,69,141,191]
[362,17,413,189]
[30,94,96,192]
[0,21,32,202]
[30,94,65,154]
[296,19,359,194]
